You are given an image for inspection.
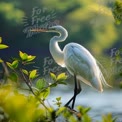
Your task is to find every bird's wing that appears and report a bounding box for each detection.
[63,43,109,91]
[64,43,96,86]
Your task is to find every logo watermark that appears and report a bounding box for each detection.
[22,6,60,38]
[42,56,71,78]
[41,47,122,83]
[104,47,122,79]
[42,48,122,81]
[110,48,122,65]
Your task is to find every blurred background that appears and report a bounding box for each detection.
[0,0,122,121]
[0,0,122,86]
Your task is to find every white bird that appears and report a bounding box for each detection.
[31,25,110,109]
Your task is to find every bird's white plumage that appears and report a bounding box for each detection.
[46,25,110,92]
[31,25,112,109]
[63,43,103,91]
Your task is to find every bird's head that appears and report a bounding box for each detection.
[48,25,67,33]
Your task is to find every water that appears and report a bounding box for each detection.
[48,84,122,121]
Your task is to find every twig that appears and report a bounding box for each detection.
[20,69,36,95]
[66,107,82,120]
[1,62,9,76]
[20,69,51,112]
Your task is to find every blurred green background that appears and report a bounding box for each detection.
[0,0,122,87]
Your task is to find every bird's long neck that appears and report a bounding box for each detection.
[49,29,68,67]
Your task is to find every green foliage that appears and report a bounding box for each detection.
[50,72,57,81]
[53,97,62,107]
[119,81,122,89]
[29,70,38,79]
[112,0,122,24]
[0,0,121,89]
[0,44,117,122]
[19,51,36,62]
[5,51,50,98]
[55,106,117,122]
[0,37,2,43]
[0,107,9,122]
[0,44,8,49]
[41,0,80,12]
[38,87,50,101]
[50,72,67,86]
[0,0,120,59]
[57,73,67,82]
[77,106,92,122]
[0,2,24,25]
[0,85,52,122]
[36,79,46,90]
[22,69,29,75]
[0,59,3,63]
[0,37,8,49]
[102,114,117,122]
[8,72,18,82]
[3,51,68,109]
[0,84,117,122]
[55,106,91,122]
[6,51,36,70]
[6,60,19,69]
[0,0,120,119]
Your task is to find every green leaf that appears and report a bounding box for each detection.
[36,79,46,90]
[102,114,114,122]
[58,81,67,85]
[19,51,28,60]
[49,83,57,87]
[29,70,37,79]
[0,37,2,43]
[22,69,28,75]
[56,97,61,101]
[19,51,36,62]
[113,117,118,122]
[39,87,50,99]
[6,62,13,69]
[0,58,3,63]
[6,60,18,69]
[0,44,8,49]
[115,19,121,24]
[57,73,67,82]
[27,55,36,61]
[11,60,19,69]
[77,106,91,114]
[112,0,122,24]
[9,72,18,82]
[50,72,56,81]
[84,107,91,114]
[56,107,66,116]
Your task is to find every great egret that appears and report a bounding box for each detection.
[31,25,110,109]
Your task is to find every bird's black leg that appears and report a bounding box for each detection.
[64,96,74,108]
[71,75,81,109]
[65,75,82,109]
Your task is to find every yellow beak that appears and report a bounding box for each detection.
[30,28,48,32]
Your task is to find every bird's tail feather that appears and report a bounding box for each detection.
[100,72,112,88]
[96,60,108,77]
[96,60,112,88]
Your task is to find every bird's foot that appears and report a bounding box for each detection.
[64,105,71,109]
[64,105,82,120]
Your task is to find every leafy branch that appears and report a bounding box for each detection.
[112,0,122,24]
[4,51,69,115]
[0,39,118,122]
